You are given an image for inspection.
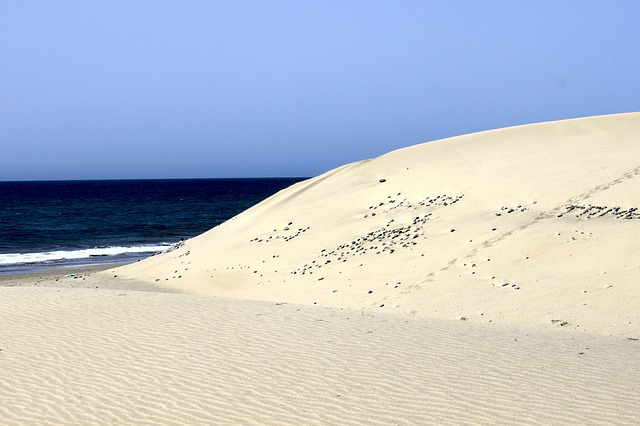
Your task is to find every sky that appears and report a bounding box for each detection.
[1,1,639,181]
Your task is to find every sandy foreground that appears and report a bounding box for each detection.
[2,113,640,424]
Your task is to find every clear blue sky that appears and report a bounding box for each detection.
[1,1,639,180]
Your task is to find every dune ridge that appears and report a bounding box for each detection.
[114,112,640,337]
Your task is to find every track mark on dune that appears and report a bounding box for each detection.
[401,164,640,294]
[544,164,640,217]
[471,163,640,253]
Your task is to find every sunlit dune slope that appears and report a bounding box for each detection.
[114,112,640,336]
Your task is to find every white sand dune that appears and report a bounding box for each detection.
[3,113,640,424]
[2,287,639,425]
[116,112,640,337]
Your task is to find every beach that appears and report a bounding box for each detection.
[3,266,640,425]
[2,113,640,424]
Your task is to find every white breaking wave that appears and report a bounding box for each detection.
[0,244,174,266]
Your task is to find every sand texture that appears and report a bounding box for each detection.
[115,112,640,337]
[2,113,640,424]
[2,287,640,425]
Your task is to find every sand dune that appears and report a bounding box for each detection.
[3,113,640,424]
[2,287,639,425]
[115,112,640,337]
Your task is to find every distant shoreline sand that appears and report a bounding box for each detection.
[0,263,166,292]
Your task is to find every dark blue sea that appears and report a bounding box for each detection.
[0,178,306,275]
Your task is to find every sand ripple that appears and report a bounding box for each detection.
[1,287,639,425]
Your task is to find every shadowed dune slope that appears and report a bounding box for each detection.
[114,113,640,337]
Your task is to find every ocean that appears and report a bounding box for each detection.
[0,178,306,275]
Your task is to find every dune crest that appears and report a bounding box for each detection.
[114,113,640,337]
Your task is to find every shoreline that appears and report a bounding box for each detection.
[0,250,169,277]
[0,263,120,286]
[0,262,178,293]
